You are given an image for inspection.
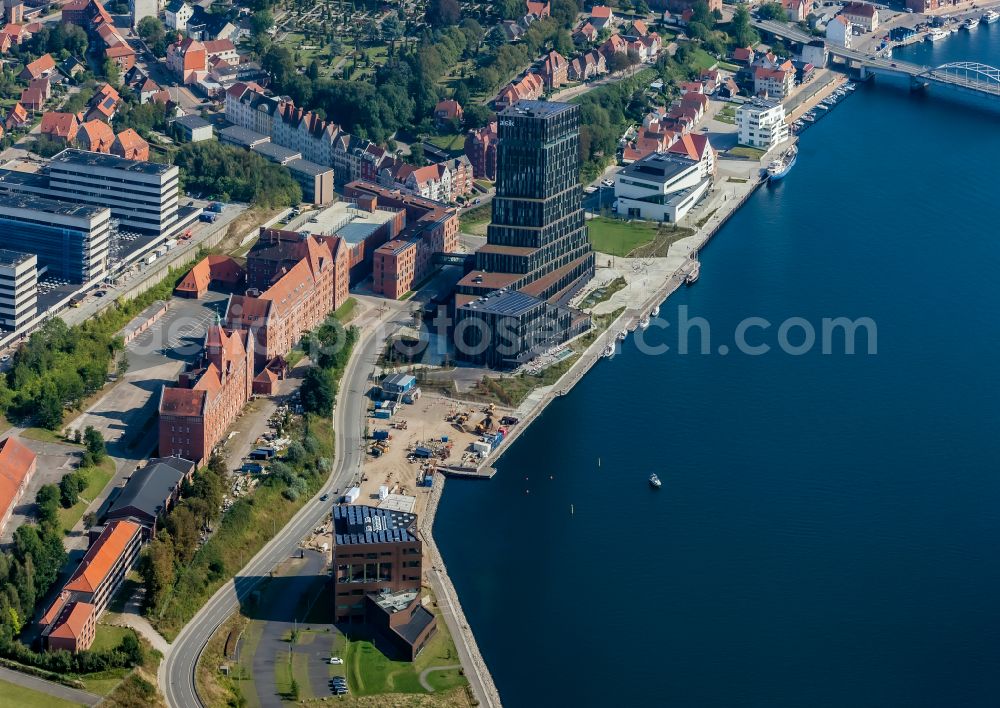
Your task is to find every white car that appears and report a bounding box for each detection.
[329,657,344,665]
[601,178,614,187]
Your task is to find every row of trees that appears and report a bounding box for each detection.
[172,141,303,208]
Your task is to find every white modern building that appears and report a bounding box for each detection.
[614,152,712,224]
[0,195,111,285]
[736,99,789,149]
[0,150,199,240]
[826,16,852,48]
[129,0,156,29]
[0,250,37,331]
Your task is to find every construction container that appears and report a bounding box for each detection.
[343,486,360,504]
[414,446,432,458]
[472,440,491,455]
[374,409,391,419]
[378,485,389,500]
[372,430,390,441]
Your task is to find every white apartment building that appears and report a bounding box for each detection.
[0,250,37,331]
[826,16,852,48]
[736,99,789,149]
[614,152,712,223]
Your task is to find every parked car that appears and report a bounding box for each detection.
[328,657,343,665]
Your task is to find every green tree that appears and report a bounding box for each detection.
[300,367,334,414]
[84,426,106,463]
[35,484,60,527]
[730,5,759,48]
[758,2,788,22]
[251,10,274,37]
[425,0,460,27]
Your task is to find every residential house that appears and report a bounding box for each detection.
[19,86,43,111]
[841,2,878,32]
[589,5,614,30]
[0,32,11,54]
[165,0,192,30]
[731,46,755,65]
[754,65,794,100]
[1,21,24,45]
[540,50,568,89]
[167,37,237,83]
[96,20,135,73]
[39,111,79,144]
[0,435,35,536]
[494,72,543,110]
[826,16,852,48]
[112,128,149,161]
[525,0,550,17]
[599,33,627,62]
[783,0,808,22]
[77,120,115,153]
[622,127,676,163]
[434,99,463,128]
[626,19,649,37]
[139,77,161,103]
[679,91,709,122]
[19,53,54,81]
[667,132,715,177]
[568,50,607,81]
[85,83,119,122]
[573,21,597,44]
[5,102,27,130]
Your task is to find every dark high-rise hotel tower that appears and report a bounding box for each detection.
[455,101,594,369]
[456,101,595,308]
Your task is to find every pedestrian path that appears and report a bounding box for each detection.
[0,665,102,707]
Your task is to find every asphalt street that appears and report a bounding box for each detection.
[161,311,393,708]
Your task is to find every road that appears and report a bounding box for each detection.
[160,305,400,708]
[0,665,102,707]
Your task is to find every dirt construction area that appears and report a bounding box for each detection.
[354,391,517,516]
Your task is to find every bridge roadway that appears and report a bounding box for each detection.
[751,19,1000,98]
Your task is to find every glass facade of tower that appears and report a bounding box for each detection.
[459,101,595,304]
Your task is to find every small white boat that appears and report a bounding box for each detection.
[767,145,797,182]
[650,305,660,318]
[802,113,816,122]
[963,17,979,30]
[685,260,701,285]
[601,342,615,358]
[926,28,949,42]
[845,82,856,91]
[984,10,999,24]
[638,315,650,329]
[649,473,662,489]
[616,329,627,341]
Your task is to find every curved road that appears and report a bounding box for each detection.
[161,317,389,708]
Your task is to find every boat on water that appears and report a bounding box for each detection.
[617,329,627,341]
[926,28,949,41]
[802,113,816,122]
[649,473,662,489]
[601,342,615,358]
[638,315,650,329]
[814,103,830,111]
[984,10,999,24]
[650,305,660,318]
[964,17,980,29]
[845,82,857,91]
[685,260,701,285]
[767,145,798,182]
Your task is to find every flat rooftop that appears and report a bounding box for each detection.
[371,589,418,614]
[0,249,34,267]
[299,201,398,246]
[501,100,575,118]
[173,114,212,130]
[287,158,332,177]
[219,125,270,147]
[460,288,543,317]
[0,186,110,219]
[332,504,417,545]
[51,148,175,176]
[251,141,301,164]
[620,153,698,185]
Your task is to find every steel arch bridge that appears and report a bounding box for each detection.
[921,62,1000,97]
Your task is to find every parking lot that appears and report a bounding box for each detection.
[0,436,81,544]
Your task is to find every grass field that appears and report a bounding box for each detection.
[334,297,358,323]
[588,217,661,257]
[458,203,491,235]
[0,679,82,708]
[715,104,736,124]
[91,624,135,652]
[20,427,73,444]
[425,132,465,152]
[56,457,117,535]
[690,47,718,70]
[729,145,767,160]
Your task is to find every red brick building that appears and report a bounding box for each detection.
[174,254,245,299]
[464,121,498,181]
[225,229,350,368]
[40,520,143,652]
[159,325,254,465]
[373,239,419,299]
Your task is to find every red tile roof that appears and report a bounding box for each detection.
[40,111,79,139]
[47,601,95,640]
[22,53,54,79]
[64,520,141,594]
[591,5,612,18]
[0,436,35,522]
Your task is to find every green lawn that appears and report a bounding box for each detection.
[56,457,117,535]
[20,427,74,444]
[0,679,83,708]
[729,145,767,160]
[334,297,358,323]
[91,624,135,652]
[715,105,736,124]
[78,668,129,696]
[587,217,660,257]
[689,47,719,71]
[424,132,465,152]
[459,203,491,235]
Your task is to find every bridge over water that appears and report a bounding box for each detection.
[752,19,1000,100]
